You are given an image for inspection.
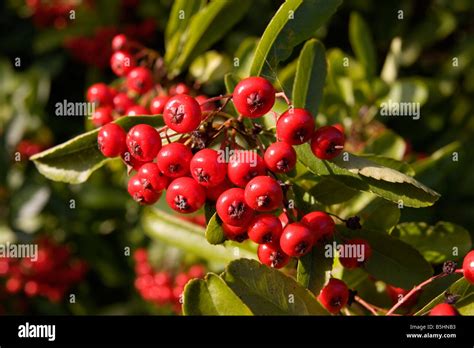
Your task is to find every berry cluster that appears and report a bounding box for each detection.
[133,248,205,314]
[26,0,76,29]
[0,238,87,302]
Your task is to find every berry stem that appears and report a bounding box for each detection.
[200,94,232,104]
[275,91,292,106]
[354,295,380,316]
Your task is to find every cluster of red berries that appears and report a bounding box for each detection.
[16,140,46,160]
[25,0,77,29]
[133,248,205,314]
[0,238,87,303]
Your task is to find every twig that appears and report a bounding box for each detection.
[354,296,379,316]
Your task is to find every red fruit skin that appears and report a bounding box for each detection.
[169,83,190,96]
[126,67,153,94]
[244,176,283,212]
[137,163,169,192]
[157,142,193,177]
[97,123,127,157]
[280,222,314,257]
[310,126,345,160]
[222,223,249,243]
[126,105,150,116]
[301,211,335,244]
[318,278,349,314]
[126,124,162,162]
[87,83,112,106]
[247,214,283,244]
[127,174,161,205]
[110,50,136,76]
[227,151,266,187]
[163,94,202,133]
[429,303,459,316]
[112,34,128,51]
[232,77,275,118]
[216,188,255,226]
[166,177,206,214]
[276,108,315,145]
[190,149,227,187]
[205,178,232,202]
[279,212,289,229]
[258,243,290,269]
[91,106,114,127]
[195,95,216,113]
[150,95,170,115]
[339,238,372,269]
[121,151,149,171]
[264,141,297,173]
[113,93,134,115]
[462,250,474,284]
[386,285,420,308]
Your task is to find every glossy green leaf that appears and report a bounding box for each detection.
[297,240,333,295]
[364,130,407,160]
[308,178,359,205]
[189,50,232,84]
[361,199,401,232]
[349,12,377,78]
[31,116,163,184]
[359,155,415,176]
[205,213,226,245]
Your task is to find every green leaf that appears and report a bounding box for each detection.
[141,208,255,268]
[224,73,240,114]
[364,130,407,161]
[234,37,259,78]
[412,141,461,176]
[189,50,232,84]
[308,177,359,205]
[337,226,433,289]
[165,0,251,78]
[297,241,333,295]
[380,78,429,107]
[361,199,401,232]
[31,116,163,184]
[295,144,440,208]
[391,222,472,264]
[359,155,415,176]
[349,12,377,79]
[183,273,253,315]
[292,39,327,116]
[222,259,329,315]
[205,213,226,245]
[250,0,342,77]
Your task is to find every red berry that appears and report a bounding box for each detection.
[216,188,254,226]
[429,303,459,316]
[258,243,290,269]
[247,214,283,244]
[137,163,168,192]
[127,174,161,205]
[166,177,206,214]
[386,285,420,308]
[233,77,275,118]
[227,151,266,187]
[222,223,248,242]
[205,178,232,202]
[190,149,227,187]
[187,265,205,278]
[169,83,190,96]
[126,67,153,94]
[91,106,114,127]
[126,124,162,162]
[163,94,202,133]
[157,142,193,177]
[121,151,148,170]
[279,212,290,229]
[301,211,335,244]
[339,238,372,269]
[112,34,128,51]
[150,95,170,115]
[276,108,315,145]
[195,95,216,113]
[310,126,345,160]
[126,105,150,116]
[463,250,474,284]
[244,176,283,212]
[110,50,136,77]
[264,141,297,173]
[133,248,148,263]
[318,278,349,314]
[97,123,126,157]
[113,93,134,115]
[280,222,314,257]
[87,83,112,106]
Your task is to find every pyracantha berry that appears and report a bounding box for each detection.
[227,150,266,187]
[126,124,162,162]
[339,238,372,269]
[190,148,227,187]
[91,106,114,127]
[222,223,249,243]
[232,77,275,118]
[301,211,335,244]
[112,34,128,51]
[87,83,113,106]
[318,278,349,314]
[258,243,290,269]
[113,93,134,115]
[310,126,345,160]
[205,178,232,202]
[121,151,148,171]
[127,174,161,205]
[110,50,136,77]
[97,123,126,157]
[276,108,315,145]
[429,303,459,316]
[126,105,150,116]
[166,177,206,214]
[463,250,474,284]
[247,214,283,244]
[126,67,153,94]
[280,222,314,257]
[150,95,170,115]
[386,285,420,308]
[156,142,193,178]
[195,95,216,113]
[244,176,283,212]
[216,188,255,226]
[163,94,202,133]
[137,163,168,192]
[264,141,297,173]
[169,83,190,96]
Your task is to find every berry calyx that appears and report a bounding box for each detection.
[126,124,162,162]
[318,278,349,314]
[87,83,112,106]
[222,223,249,243]
[227,150,266,187]
[247,214,283,244]
[462,250,474,284]
[127,174,161,205]
[137,163,168,192]
[166,177,206,214]
[91,106,114,127]
[190,149,227,187]
[339,238,372,269]
[244,176,283,212]
[232,77,275,118]
[216,188,255,226]
[429,303,459,316]
[157,142,193,178]
[264,141,297,173]
[276,108,315,145]
[110,50,136,77]
[163,94,202,133]
[280,222,314,257]
[97,123,126,157]
[301,211,335,244]
[310,126,345,160]
[150,95,170,115]
[258,243,290,269]
[126,67,153,94]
